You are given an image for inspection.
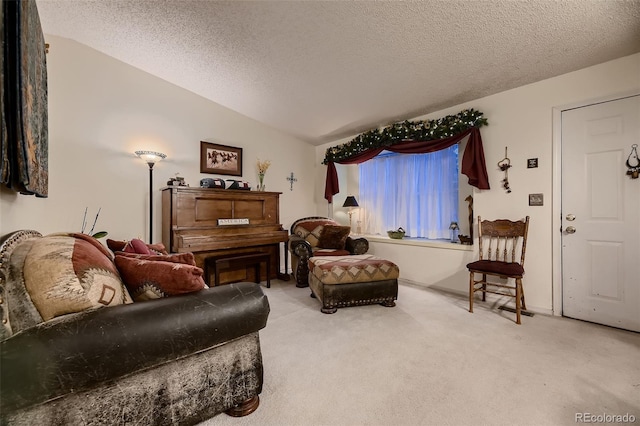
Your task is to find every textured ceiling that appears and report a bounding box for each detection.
[36,0,640,145]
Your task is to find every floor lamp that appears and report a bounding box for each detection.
[135,150,166,243]
[343,196,359,232]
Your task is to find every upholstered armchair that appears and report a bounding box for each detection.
[288,217,369,288]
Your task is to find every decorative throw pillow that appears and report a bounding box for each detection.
[293,219,338,247]
[114,251,197,266]
[129,238,152,254]
[317,225,351,250]
[106,238,169,255]
[23,233,133,321]
[114,255,206,302]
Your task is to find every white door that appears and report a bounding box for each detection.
[562,95,640,332]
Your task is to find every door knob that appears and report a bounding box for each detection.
[565,226,576,234]
[566,214,575,221]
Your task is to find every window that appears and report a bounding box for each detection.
[358,144,459,240]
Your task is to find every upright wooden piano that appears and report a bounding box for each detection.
[161,186,289,285]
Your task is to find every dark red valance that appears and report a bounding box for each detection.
[324,127,489,203]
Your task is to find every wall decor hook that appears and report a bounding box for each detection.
[497,147,512,171]
[498,147,512,193]
[626,144,639,179]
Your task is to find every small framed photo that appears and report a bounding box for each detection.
[529,193,544,206]
[200,142,243,176]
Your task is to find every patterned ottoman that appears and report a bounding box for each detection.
[308,254,399,314]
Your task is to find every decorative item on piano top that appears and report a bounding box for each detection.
[167,173,188,186]
[200,178,225,189]
[387,227,405,239]
[256,159,271,191]
[225,179,251,190]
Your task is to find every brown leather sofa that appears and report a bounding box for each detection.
[288,217,369,288]
[0,230,270,425]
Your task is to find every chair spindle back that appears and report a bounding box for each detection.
[477,216,530,266]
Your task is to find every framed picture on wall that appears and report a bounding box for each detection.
[200,142,243,176]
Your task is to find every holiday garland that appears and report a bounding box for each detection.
[322,108,488,164]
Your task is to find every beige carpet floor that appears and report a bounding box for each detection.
[203,280,640,426]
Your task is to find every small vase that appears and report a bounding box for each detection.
[257,173,265,191]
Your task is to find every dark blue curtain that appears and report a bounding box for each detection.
[1,0,48,197]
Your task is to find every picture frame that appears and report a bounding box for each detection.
[200,142,243,176]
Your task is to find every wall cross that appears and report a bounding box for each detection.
[287,172,298,191]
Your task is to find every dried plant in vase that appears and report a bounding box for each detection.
[256,159,271,191]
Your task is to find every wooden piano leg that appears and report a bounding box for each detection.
[266,257,271,288]
[277,241,290,281]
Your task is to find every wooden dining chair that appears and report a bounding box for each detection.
[467,216,530,324]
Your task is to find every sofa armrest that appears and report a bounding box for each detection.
[1,282,269,413]
[346,237,369,255]
[289,235,312,259]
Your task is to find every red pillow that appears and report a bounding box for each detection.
[128,239,151,254]
[115,251,197,266]
[106,238,168,255]
[114,256,206,301]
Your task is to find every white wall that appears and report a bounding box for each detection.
[0,36,317,242]
[315,53,640,314]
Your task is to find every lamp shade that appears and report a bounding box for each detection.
[135,150,166,164]
[343,196,359,208]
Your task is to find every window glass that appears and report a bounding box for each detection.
[358,144,458,239]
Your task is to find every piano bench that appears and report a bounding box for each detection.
[205,252,271,288]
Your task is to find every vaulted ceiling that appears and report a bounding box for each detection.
[37,0,640,145]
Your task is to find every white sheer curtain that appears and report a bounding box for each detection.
[358,145,458,239]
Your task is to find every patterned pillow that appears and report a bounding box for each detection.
[293,219,338,247]
[23,234,132,321]
[317,225,351,250]
[106,238,168,255]
[114,255,206,301]
[114,251,197,266]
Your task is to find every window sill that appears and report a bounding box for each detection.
[358,235,474,251]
